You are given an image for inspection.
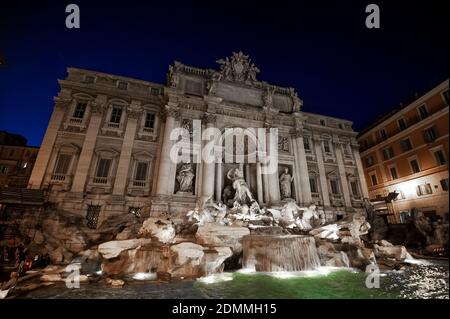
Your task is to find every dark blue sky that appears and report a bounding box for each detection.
[0,0,448,146]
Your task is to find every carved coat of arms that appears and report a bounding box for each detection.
[216,51,260,83]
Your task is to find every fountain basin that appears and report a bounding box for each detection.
[242,235,321,272]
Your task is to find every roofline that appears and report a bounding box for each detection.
[358,79,449,139]
[66,67,165,88]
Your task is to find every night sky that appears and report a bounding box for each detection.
[0,0,448,146]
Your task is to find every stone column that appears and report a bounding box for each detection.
[266,127,280,204]
[256,162,264,204]
[155,105,179,196]
[112,105,140,196]
[333,137,352,208]
[313,135,331,207]
[28,96,69,189]
[70,97,106,194]
[294,131,312,205]
[215,161,223,202]
[201,113,216,200]
[352,142,370,198]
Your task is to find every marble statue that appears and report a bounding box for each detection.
[176,163,195,193]
[279,167,294,199]
[227,167,255,205]
[216,51,260,83]
[296,205,320,231]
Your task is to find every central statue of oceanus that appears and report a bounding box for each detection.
[226,167,254,205]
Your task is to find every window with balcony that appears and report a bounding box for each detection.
[304,137,310,151]
[350,181,359,197]
[84,75,95,83]
[73,102,87,119]
[95,158,111,183]
[383,147,394,160]
[330,179,339,195]
[54,154,72,175]
[443,89,449,105]
[379,128,387,141]
[417,104,429,120]
[320,119,326,126]
[369,172,378,186]
[440,178,449,191]
[144,112,156,132]
[423,126,439,143]
[389,166,398,180]
[397,117,407,131]
[365,156,374,167]
[134,162,148,181]
[150,87,160,96]
[433,149,447,165]
[110,106,122,124]
[409,158,420,174]
[323,140,331,153]
[400,138,413,152]
[309,177,318,193]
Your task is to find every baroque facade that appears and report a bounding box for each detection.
[358,80,449,223]
[28,52,368,227]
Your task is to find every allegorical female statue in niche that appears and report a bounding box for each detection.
[176,163,195,193]
[279,167,294,199]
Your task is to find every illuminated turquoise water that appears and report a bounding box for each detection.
[21,262,448,299]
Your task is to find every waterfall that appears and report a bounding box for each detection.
[242,235,321,272]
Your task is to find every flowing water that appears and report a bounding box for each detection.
[242,235,321,272]
[19,260,449,299]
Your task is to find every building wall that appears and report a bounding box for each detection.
[28,57,368,227]
[358,80,449,222]
[0,144,39,188]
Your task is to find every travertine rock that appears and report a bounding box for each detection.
[98,238,152,259]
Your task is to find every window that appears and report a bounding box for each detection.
[423,126,439,143]
[144,112,156,129]
[73,102,87,119]
[434,149,446,165]
[304,138,310,151]
[330,179,339,194]
[54,154,72,174]
[370,173,378,186]
[418,104,429,119]
[350,181,359,196]
[117,81,128,90]
[390,166,398,180]
[416,183,432,196]
[362,140,369,150]
[400,138,413,152]
[0,166,9,174]
[409,158,420,174]
[84,75,95,83]
[440,178,449,191]
[398,118,407,131]
[309,177,318,193]
[95,158,111,178]
[443,89,449,105]
[134,162,148,181]
[110,107,122,124]
[323,140,331,153]
[365,156,374,167]
[320,119,326,126]
[9,149,14,157]
[338,123,343,129]
[379,128,388,141]
[383,147,394,160]
[150,87,160,95]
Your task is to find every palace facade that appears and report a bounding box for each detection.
[28,52,368,227]
[358,80,449,223]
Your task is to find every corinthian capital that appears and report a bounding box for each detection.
[90,101,105,115]
[203,112,216,124]
[163,105,180,120]
[53,97,71,109]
